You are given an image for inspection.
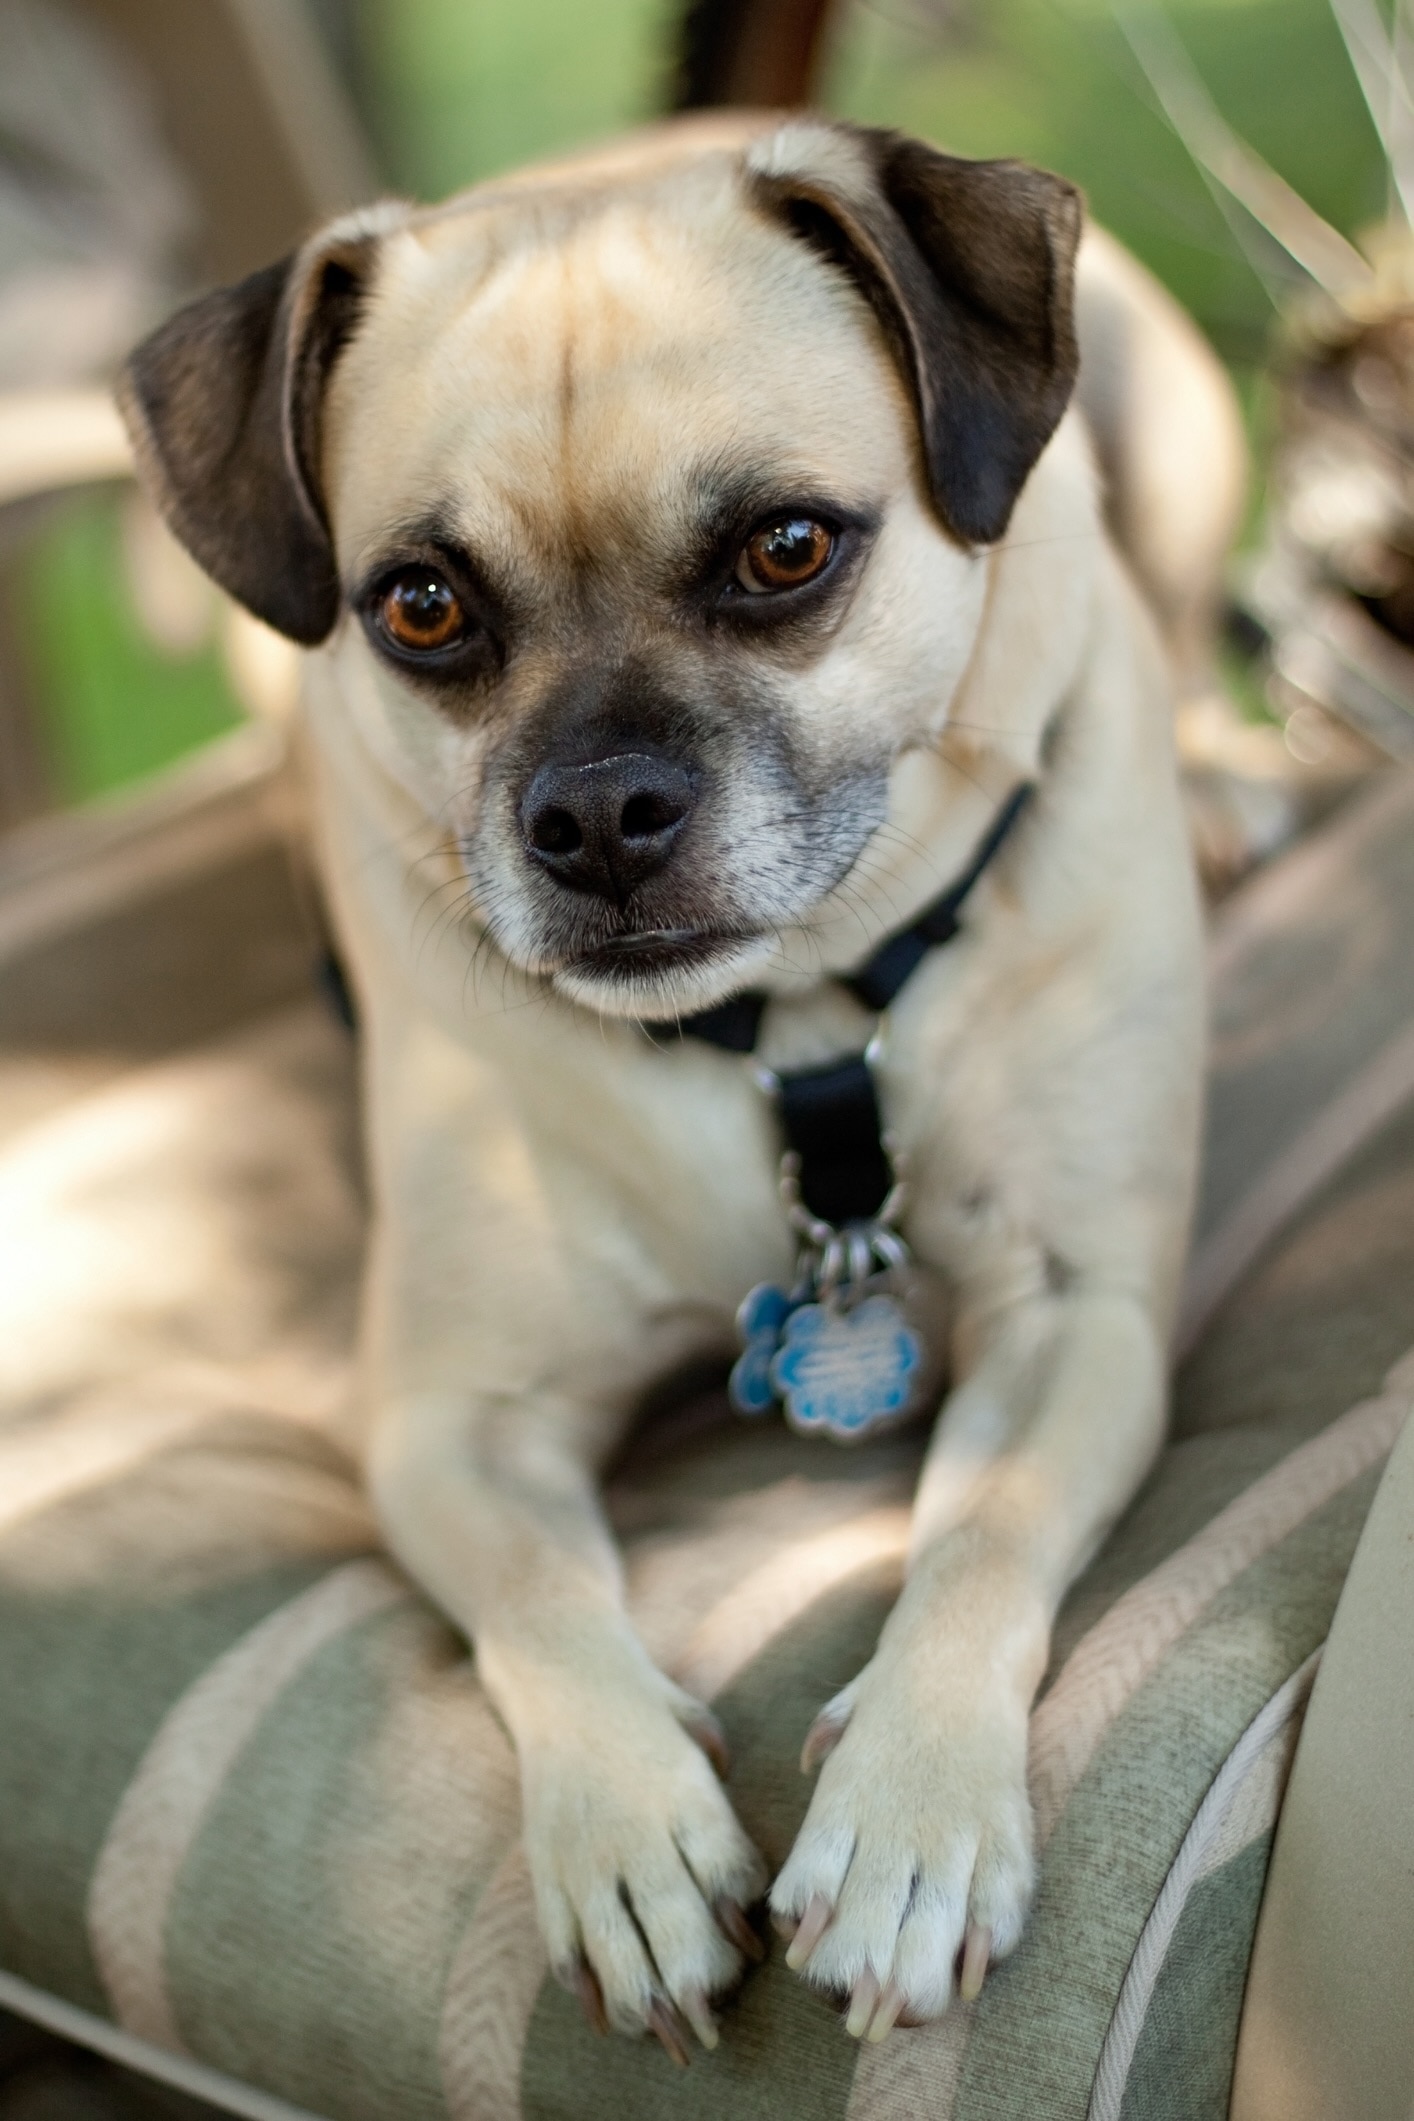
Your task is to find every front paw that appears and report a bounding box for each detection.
[523,1679,767,2059]
[769,1658,1034,2039]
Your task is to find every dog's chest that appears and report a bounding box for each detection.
[609,935,1044,1305]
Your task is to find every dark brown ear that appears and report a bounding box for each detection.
[117,230,380,644]
[746,123,1082,545]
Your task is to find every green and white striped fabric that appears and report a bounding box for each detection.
[3,771,1414,2121]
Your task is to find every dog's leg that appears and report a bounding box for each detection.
[769,1272,1166,2034]
[369,1382,767,2054]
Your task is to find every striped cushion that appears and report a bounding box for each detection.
[3,771,1414,2121]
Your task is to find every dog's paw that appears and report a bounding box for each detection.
[768,1655,1034,2039]
[523,1676,767,2058]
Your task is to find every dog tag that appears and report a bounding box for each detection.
[729,1282,797,1416]
[769,1293,922,1441]
[738,1282,795,1342]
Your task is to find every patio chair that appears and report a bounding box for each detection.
[0,394,1412,2117]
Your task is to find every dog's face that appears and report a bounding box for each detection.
[322,160,992,1014]
[120,121,1081,1016]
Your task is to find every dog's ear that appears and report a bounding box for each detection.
[117,227,382,645]
[746,123,1082,546]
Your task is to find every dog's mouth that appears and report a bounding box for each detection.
[571,924,759,981]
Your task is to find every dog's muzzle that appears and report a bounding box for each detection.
[519,750,697,902]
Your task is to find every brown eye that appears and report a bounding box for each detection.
[735,516,834,594]
[378,569,466,652]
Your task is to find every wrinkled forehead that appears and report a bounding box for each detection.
[322,163,916,577]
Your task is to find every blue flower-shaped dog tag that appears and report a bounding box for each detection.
[729,1282,796,1416]
[770,1295,922,1441]
[738,1283,795,1342]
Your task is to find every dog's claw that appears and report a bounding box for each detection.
[784,1892,834,1971]
[558,1957,609,2037]
[683,1705,730,1779]
[959,1922,992,2003]
[679,1986,718,2051]
[865,1978,907,2043]
[800,1707,847,1775]
[845,1969,880,2039]
[715,1894,765,1963]
[647,1997,691,2067]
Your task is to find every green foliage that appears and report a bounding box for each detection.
[358,0,678,201]
[824,0,1386,365]
[17,491,241,807]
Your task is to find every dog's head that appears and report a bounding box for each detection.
[119,119,1080,1017]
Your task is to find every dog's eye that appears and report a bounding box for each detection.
[377,569,467,653]
[735,517,834,594]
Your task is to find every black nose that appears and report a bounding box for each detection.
[520,752,695,898]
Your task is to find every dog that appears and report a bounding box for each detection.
[118,113,1235,2057]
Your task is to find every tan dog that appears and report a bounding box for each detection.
[118,115,1236,2056]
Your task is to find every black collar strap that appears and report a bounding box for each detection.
[663,780,1034,1228]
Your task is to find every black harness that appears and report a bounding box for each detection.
[323,783,1033,1204]
[659,780,1034,1229]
